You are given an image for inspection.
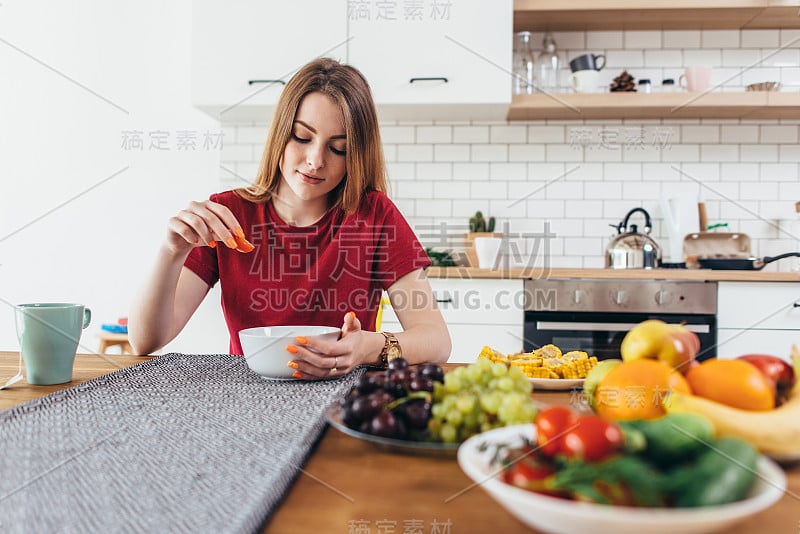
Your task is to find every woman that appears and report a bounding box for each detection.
[129,58,451,378]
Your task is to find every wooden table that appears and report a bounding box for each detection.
[0,353,797,533]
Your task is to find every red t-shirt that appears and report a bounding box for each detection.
[184,190,431,354]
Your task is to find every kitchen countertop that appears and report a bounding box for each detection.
[427,267,800,282]
[1,353,797,533]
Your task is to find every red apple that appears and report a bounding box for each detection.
[737,354,796,405]
[657,325,701,374]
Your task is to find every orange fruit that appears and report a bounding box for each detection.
[594,359,692,421]
[686,359,775,411]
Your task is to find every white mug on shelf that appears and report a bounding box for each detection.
[570,70,600,93]
[679,66,712,92]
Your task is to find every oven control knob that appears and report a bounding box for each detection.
[573,289,583,305]
[655,290,673,306]
[613,290,627,305]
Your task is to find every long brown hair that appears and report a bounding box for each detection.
[236,58,388,213]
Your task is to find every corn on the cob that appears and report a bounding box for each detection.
[478,345,599,379]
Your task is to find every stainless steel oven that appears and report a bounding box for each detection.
[523,279,717,361]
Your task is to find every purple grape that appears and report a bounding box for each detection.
[388,357,409,371]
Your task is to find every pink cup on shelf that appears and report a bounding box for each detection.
[679,67,712,92]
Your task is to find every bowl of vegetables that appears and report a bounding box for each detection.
[457,407,786,534]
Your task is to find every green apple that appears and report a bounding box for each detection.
[584,359,623,411]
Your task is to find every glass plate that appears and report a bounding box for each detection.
[529,378,585,391]
[324,403,458,457]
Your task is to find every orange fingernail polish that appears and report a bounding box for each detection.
[347,311,356,320]
[295,336,308,345]
[235,227,245,238]
[208,240,217,248]
[286,345,299,354]
[226,237,238,249]
[292,371,303,379]
[287,361,299,369]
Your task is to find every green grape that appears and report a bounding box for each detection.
[456,393,476,413]
[440,423,458,443]
[428,359,539,444]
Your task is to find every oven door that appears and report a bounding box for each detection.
[524,311,717,361]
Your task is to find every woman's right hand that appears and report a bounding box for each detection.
[165,200,250,256]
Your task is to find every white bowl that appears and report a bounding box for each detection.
[458,424,786,534]
[239,325,340,379]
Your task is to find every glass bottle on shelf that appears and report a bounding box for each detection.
[537,32,560,93]
[512,31,536,94]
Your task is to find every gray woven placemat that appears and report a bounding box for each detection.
[0,353,363,533]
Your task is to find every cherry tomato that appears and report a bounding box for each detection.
[535,406,579,457]
[502,456,555,491]
[560,415,624,462]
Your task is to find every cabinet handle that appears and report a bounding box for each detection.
[409,77,449,84]
[435,297,453,304]
[794,302,800,308]
[248,79,286,85]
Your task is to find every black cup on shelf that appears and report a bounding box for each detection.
[569,53,606,73]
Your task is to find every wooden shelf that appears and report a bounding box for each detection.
[506,91,800,120]
[514,0,800,31]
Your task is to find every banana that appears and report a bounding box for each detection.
[664,351,800,454]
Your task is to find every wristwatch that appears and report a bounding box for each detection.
[378,331,402,368]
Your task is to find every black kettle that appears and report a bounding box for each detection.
[605,208,662,269]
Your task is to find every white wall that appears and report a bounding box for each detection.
[0,1,229,354]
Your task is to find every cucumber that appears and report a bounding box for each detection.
[630,413,714,465]
[669,437,758,507]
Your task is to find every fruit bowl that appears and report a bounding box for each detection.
[458,424,786,534]
[239,325,340,379]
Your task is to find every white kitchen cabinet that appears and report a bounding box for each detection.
[191,1,347,121]
[347,0,512,121]
[380,278,525,363]
[716,282,800,362]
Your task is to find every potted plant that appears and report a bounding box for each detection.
[465,211,503,267]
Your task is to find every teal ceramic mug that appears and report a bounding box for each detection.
[15,303,91,385]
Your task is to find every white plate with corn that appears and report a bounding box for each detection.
[479,344,598,391]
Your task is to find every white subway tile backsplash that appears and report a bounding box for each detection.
[490,125,527,144]
[682,125,720,144]
[741,181,779,200]
[761,127,798,145]
[416,162,452,180]
[682,50,721,67]
[469,180,507,201]
[471,144,507,162]
[452,125,489,143]
[397,144,433,162]
[644,50,683,67]
[605,50,644,68]
[586,31,623,50]
[663,31,701,49]
[761,163,799,182]
[417,126,452,143]
[220,29,795,268]
[489,162,527,181]
[700,144,738,162]
[509,144,545,162]
[528,125,565,143]
[453,162,489,181]
[722,49,762,67]
[433,181,471,200]
[380,126,415,143]
[625,31,662,49]
[546,144,583,162]
[701,30,740,49]
[741,30,780,49]
[741,145,778,163]
[434,144,470,162]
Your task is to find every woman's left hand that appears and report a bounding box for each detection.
[286,312,375,380]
